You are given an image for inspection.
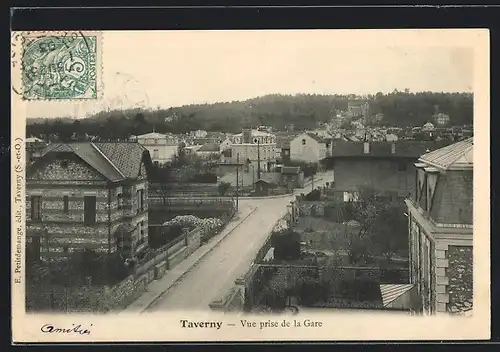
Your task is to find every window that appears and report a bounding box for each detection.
[137,189,144,213]
[117,193,123,210]
[153,149,159,159]
[63,196,69,214]
[31,196,42,221]
[83,196,96,225]
[60,160,68,169]
[302,139,306,145]
[154,139,158,144]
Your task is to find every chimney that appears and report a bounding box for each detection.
[391,142,396,154]
[363,141,370,154]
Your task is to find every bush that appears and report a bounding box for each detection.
[305,189,321,201]
[273,230,301,261]
[218,181,232,196]
[189,173,218,183]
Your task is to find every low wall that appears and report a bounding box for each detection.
[27,219,229,313]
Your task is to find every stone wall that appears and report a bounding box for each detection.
[447,245,473,314]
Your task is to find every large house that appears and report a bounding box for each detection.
[405,138,473,315]
[132,131,179,165]
[221,129,277,171]
[325,140,452,202]
[290,132,332,163]
[26,142,153,263]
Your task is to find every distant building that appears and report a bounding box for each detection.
[195,142,221,158]
[26,142,152,263]
[290,132,332,163]
[275,135,292,163]
[325,140,453,202]
[422,122,435,132]
[221,129,277,171]
[433,113,450,126]
[189,130,208,138]
[347,100,369,118]
[133,132,179,165]
[405,138,473,316]
[386,133,399,142]
[280,166,305,189]
[232,129,276,145]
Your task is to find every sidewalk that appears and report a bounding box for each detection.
[117,204,257,314]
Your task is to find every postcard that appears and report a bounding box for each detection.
[11,29,490,343]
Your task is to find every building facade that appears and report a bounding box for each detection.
[133,132,179,165]
[405,138,473,315]
[326,140,452,202]
[221,129,277,171]
[26,142,153,263]
[290,132,332,163]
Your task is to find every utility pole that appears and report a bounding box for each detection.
[236,153,239,211]
[252,164,255,189]
[257,139,261,180]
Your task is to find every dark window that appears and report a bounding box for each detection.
[398,162,407,171]
[63,196,69,214]
[137,189,144,212]
[84,196,97,225]
[117,193,123,210]
[31,196,42,221]
[302,139,306,145]
[61,160,68,168]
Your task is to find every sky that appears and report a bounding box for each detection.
[24,30,475,119]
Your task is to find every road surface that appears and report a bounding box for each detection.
[146,173,332,311]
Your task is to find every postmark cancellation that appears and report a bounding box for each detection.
[16,31,102,101]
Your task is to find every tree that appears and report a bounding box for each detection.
[346,186,408,265]
[272,230,301,261]
[218,181,231,196]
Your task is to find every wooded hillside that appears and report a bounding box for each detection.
[27,92,473,140]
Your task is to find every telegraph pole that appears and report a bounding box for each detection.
[236,153,239,211]
[257,139,261,180]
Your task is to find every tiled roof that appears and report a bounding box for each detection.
[276,136,291,149]
[38,142,148,182]
[136,132,168,139]
[197,142,221,152]
[281,166,300,175]
[95,142,148,179]
[419,137,473,170]
[330,140,454,158]
[306,132,331,144]
[380,284,416,308]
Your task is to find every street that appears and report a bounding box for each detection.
[145,172,332,311]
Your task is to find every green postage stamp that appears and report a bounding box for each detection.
[20,31,102,100]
